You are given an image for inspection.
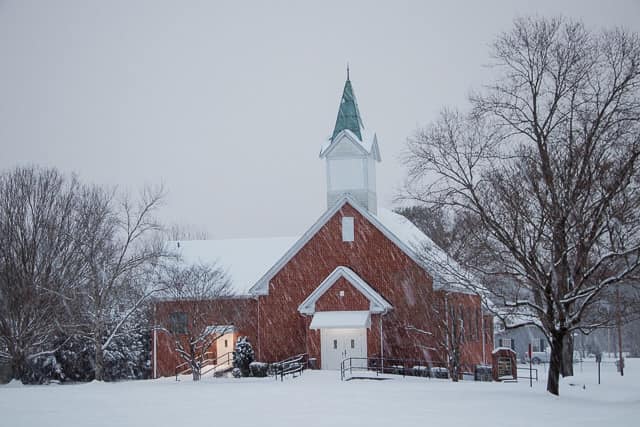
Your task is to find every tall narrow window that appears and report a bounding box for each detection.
[333,339,338,349]
[169,312,188,334]
[342,216,354,242]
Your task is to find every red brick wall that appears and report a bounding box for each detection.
[255,203,489,369]
[152,298,257,377]
[152,202,493,376]
[314,277,371,312]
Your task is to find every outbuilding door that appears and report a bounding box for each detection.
[215,332,234,369]
[320,328,367,370]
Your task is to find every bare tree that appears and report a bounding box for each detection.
[404,17,640,395]
[0,166,84,380]
[165,223,210,241]
[406,293,467,382]
[157,263,231,381]
[395,205,480,262]
[74,184,166,381]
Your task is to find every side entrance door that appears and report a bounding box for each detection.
[320,328,367,370]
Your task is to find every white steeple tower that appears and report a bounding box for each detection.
[320,73,381,214]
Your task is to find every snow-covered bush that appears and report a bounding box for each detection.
[412,365,429,377]
[233,336,254,377]
[431,366,449,379]
[23,354,63,384]
[231,368,241,378]
[249,361,269,377]
[20,326,151,384]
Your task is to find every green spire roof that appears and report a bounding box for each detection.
[331,78,363,141]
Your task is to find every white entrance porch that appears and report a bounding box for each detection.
[309,310,370,370]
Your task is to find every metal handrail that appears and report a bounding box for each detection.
[202,351,234,376]
[272,353,308,381]
[340,356,449,381]
[516,367,538,382]
[175,350,235,380]
[175,351,215,372]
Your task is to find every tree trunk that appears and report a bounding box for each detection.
[450,345,460,382]
[191,360,200,381]
[547,334,564,396]
[11,351,26,383]
[95,335,104,381]
[561,334,574,377]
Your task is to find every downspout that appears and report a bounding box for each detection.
[444,295,450,356]
[153,304,157,379]
[379,308,389,373]
[257,296,261,361]
[481,312,486,365]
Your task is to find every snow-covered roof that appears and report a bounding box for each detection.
[492,347,516,355]
[166,237,299,296]
[309,311,371,329]
[375,209,481,293]
[167,196,483,299]
[249,195,482,296]
[319,129,381,161]
[203,325,236,336]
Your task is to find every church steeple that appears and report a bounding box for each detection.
[321,73,381,214]
[331,74,364,141]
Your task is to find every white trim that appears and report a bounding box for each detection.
[310,311,371,329]
[297,266,393,315]
[320,129,382,161]
[320,130,368,158]
[249,195,433,296]
[341,217,354,242]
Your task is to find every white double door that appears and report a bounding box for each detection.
[321,328,367,370]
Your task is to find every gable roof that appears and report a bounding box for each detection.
[375,209,479,294]
[165,198,481,298]
[249,195,480,296]
[298,266,392,315]
[319,129,382,161]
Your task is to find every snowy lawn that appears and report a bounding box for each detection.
[2,359,639,427]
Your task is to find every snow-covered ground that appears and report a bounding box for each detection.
[1,358,639,427]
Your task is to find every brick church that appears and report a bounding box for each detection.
[152,76,493,377]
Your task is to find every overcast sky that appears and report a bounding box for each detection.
[1,1,639,239]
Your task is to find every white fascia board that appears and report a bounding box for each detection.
[297,266,392,315]
[249,195,427,295]
[248,194,436,297]
[320,130,369,159]
[309,311,371,329]
[248,196,355,295]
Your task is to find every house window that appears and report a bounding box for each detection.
[532,339,546,352]
[351,339,355,349]
[501,338,512,349]
[333,339,338,349]
[169,312,187,334]
[342,216,354,242]
[224,339,228,348]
